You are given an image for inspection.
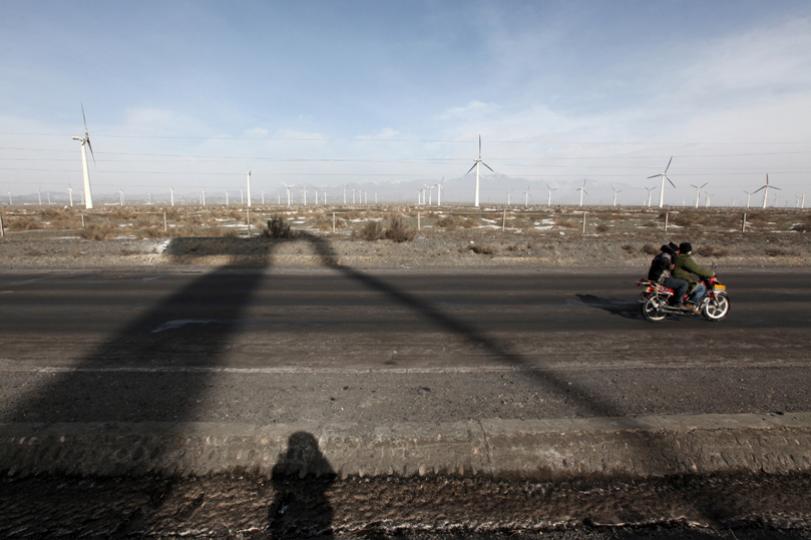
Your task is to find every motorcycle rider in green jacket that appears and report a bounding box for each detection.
[672,242,714,310]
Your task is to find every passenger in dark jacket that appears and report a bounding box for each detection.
[647,244,688,306]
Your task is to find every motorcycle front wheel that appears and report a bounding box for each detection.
[702,293,730,321]
[641,296,667,322]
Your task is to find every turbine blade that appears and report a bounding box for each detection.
[464,162,477,176]
[700,182,708,188]
[665,156,673,173]
[753,186,765,193]
[771,186,782,191]
[647,174,661,179]
[86,137,96,164]
[481,161,495,173]
[667,176,676,188]
[478,134,482,158]
[81,103,88,132]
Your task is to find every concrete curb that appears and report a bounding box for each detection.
[2,412,810,478]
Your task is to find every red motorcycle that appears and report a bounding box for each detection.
[637,275,730,322]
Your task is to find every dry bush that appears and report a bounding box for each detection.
[138,227,166,239]
[595,224,610,233]
[8,215,43,231]
[40,208,69,220]
[385,214,416,242]
[108,207,139,220]
[621,244,636,255]
[641,244,658,255]
[356,220,384,241]
[437,215,458,230]
[265,216,293,239]
[791,223,808,233]
[556,219,576,229]
[80,223,115,240]
[765,247,798,257]
[468,244,495,255]
[697,245,728,258]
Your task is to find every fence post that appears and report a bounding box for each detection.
[0,213,5,239]
[742,212,747,233]
[417,212,421,231]
[664,211,669,232]
[332,212,336,233]
[582,212,588,235]
[163,211,168,232]
[502,208,507,232]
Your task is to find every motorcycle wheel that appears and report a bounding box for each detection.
[702,293,730,321]
[641,296,667,322]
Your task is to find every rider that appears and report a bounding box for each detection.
[647,244,688,308]
[673,242,715,312]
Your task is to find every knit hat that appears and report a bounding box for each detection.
[679,242,693,254]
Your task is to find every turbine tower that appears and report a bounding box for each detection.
[647,156,676,208]
[753,174,780,209]
[690,182,708,209]
[464,134,495,208]
[71,104,95,209]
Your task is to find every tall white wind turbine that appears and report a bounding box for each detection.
[690,182,708,208]
[753,174,780,209]
[463,135,495,208]
[71,104,96,209]
[647,156,676,208]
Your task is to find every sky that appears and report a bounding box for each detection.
[1,0,810,206]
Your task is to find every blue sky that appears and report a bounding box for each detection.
[1,0,810,205]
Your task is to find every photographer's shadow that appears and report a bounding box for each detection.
[268,432,335,539]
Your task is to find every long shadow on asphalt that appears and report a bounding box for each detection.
[0,237,283,535]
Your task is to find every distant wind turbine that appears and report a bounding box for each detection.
[753,174,780,209]
[576,179,588,207]
[546,184,557,207]
[647,156,676,208]
[464,135,495,208]
[690,182,708,209]
[611,184,621,207]
[644,186,656,208]
[71,104,96,209]
[246,170,252,208]
[743,190,751,209]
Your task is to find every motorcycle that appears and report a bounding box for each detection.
[637,275,730,322]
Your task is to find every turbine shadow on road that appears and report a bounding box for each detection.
[297,232,735,527]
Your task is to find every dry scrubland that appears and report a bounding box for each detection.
[0,204,809,269]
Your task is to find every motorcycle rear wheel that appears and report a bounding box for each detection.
[641,297,667,322]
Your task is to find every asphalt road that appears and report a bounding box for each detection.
[0,267,809,426]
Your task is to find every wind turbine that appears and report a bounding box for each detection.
[71,105,96,209]
[743,190,752,209]
[524,185,530,208]
[463,134,495,208]
[546,184,557,207]
[647,156,676,208]
[611,184,621,207]
[576,179,588,207]
[245,170,252,208]
[644,186,656,208]
[436,177,445,206]
[67,186,74,208]
[170,187,175,207]
[753,174,780,209]
[689,182,708,208]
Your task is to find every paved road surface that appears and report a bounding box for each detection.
[0,268,809,426]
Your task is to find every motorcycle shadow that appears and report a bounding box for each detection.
[576,294,642,320]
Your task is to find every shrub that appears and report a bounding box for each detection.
[595,224,610,233]
[641,244,658,255]
[437,215,458,230]
[621,244,636,254]
[697,245,728,258]
[265,216,293,239]
[80,223,115,240]
[468,244,495,255]
[356,220,384,241]
[385,214,416,242]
